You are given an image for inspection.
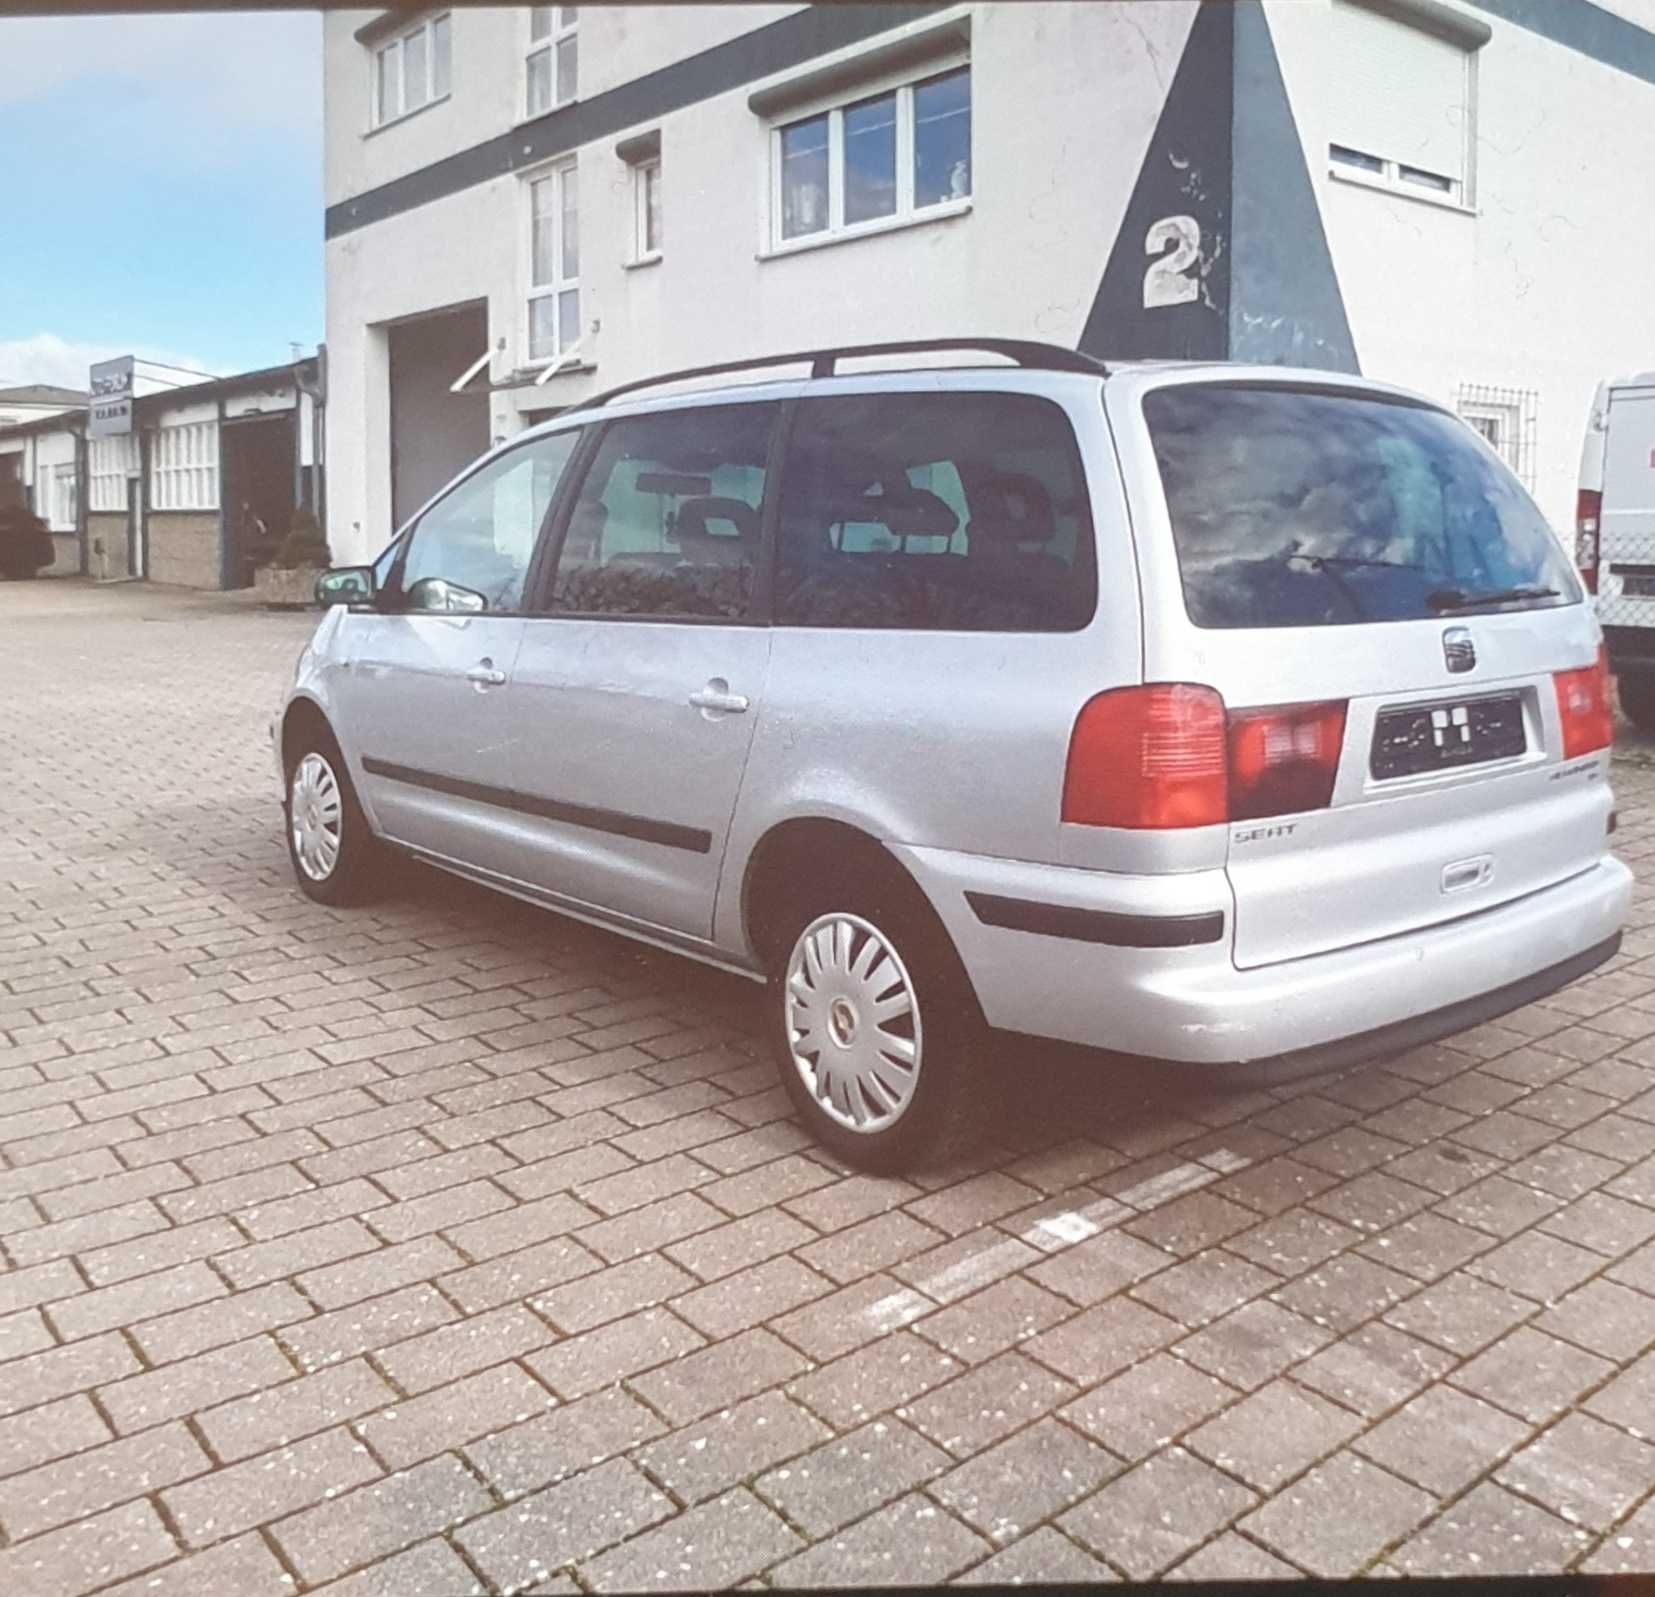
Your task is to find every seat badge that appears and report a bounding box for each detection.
[1443,626,1475,674]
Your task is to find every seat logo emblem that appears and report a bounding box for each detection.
[1443,626,1475,674]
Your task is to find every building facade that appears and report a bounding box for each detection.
[322,0,1655,567]
[0,358,325,587]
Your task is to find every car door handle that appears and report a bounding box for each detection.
[688,682,749,714]
[465,661,508,686]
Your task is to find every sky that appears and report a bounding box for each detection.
[0,11,322,392]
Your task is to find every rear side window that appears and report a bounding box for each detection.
[1143,385,1580,629]
[776,391,1096,631]
[548,404,776,620]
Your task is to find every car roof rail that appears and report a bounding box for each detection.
[573,338,1110,411]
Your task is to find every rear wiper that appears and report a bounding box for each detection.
[1426,584,1560,611]
[1286,553,1428,574]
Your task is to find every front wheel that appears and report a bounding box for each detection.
[767,881,981,1172]
[285,736,380,905]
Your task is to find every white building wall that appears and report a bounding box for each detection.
[1268,0,1655,530]
[324,1,1196,562]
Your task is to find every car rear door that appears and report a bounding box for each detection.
[500,398,779,940]
[1115,374,1613,972]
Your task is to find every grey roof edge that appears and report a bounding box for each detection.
[0,358,320,442]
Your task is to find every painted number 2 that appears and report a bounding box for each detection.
[1143,214,1201,309]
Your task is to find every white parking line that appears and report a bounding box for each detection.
[857,1147,1248,1333]
[1114,1160,1219,1210]
[860,1286,933,1334]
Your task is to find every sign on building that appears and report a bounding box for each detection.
[88,356,135,438]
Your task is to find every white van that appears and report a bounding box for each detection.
[1578,370,1655,727]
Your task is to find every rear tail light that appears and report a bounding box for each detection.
[1062,685,1347,829]
[1062,684,1227,828]
[1576,489,1602,595]
[1227,700,1349,821]
[1554,645,1614,759]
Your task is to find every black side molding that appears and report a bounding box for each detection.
[966,891,1225,948]
[361,758,713,855]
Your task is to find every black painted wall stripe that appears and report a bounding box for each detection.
[1466,0,1655,88]
[966,891,1226,949]
[325,0,1655,243]
[361,756,713,854]
[326,3,945,239]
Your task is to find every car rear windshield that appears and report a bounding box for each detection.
[1142,384,1581,628]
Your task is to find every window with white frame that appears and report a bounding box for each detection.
[634,156,662,259]
[772,62,970,248]
[1327,0,1474,203]
[526,163,580,365]
[151,421,219,512]
[526,6,577,118]
[373,12,451,128]
[89,434,137,511]
[49,463,77,532]
[1457,383,1537,491]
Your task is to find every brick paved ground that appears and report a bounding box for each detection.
[1,577,1652,1594]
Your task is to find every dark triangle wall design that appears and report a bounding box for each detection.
[1228,0,1360,372]
[1077,2,1234,363]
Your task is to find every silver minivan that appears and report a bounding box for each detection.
[274,340,1630,1170]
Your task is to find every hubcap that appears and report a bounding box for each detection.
[289,752,343,882]
[785,912,922,1133]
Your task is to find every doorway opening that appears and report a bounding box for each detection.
[222,413,297,587]
[388,301,490,529]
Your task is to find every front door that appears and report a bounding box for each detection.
[506,401,779,939]
[331,426,584,876]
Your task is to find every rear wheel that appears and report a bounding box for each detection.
[284,732,381,905]
[765,868,981,1172]
[1618,672,1655,734]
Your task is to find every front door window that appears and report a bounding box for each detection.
[398,428,583,611]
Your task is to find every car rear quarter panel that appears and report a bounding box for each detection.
[712,372,1143,955]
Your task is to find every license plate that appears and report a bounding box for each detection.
[1370,693,1526,780]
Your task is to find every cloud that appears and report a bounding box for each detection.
[0,12,320,162]
[0,334,218,393]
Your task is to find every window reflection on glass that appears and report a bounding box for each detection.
[780,115,829,238]
[527,49,552,116]
[560,166,579,276]
[556,35,577,103]
[1330,143,1383,174]
[401,431,582,612]
[431,16,450,99]
[530,6,552,40]
[530,176,557,284]
[642,161,662,254]
[551,405,776,619]
[376,44,400,123]
[403,28,427,110]
[529,297,558,363]
[913,67,971,207]
[844,92,897,225]
[557,290,580,351]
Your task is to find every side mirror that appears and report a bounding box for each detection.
[405,575,487,614]
[315,566,375,607]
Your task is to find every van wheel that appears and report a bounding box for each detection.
[1618,673,1655,734]
[284,733,381,905]
[765,871,981,1173]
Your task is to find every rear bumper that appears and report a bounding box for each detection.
[896,843,1633,1065]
